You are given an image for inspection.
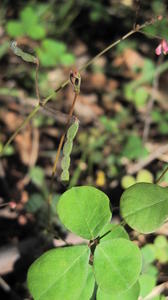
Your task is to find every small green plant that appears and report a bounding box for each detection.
[152,108,168,135]
[6,5,75,68]
[27,183,168,299]
[2,13,168,299]
[6,6,46,40]
[36,39,75,67]
[121,134,148,160]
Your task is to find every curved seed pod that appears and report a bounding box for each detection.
[10,41,37,64]
[63,140,73,156]
[60,170,69,182]
[60,118,79,182]
[61,156,71,170]
[67,119,79,140]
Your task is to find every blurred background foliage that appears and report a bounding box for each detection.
[1,0,168,228]
[1,0,168,298]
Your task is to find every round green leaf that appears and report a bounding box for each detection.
[27,25,46,40]
[97,281,140,300]
[141,244,156,266]
[6,21,24,37]
[78,265,95,300]
[99,223,129,242]
[139,274,156,297]
[120,183,168,233]
[20,7,38,26]
[93,238,142,295]
[42,39,66,56]
[57,186,111,240]
[60,53,75,66]
[27,245,90,300]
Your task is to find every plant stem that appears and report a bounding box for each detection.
[0,16,161,155]
[156,165,168,184]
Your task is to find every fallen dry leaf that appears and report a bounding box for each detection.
[74,94,104,123]
[15,127,32,165]
[113,48,144,78]
[1,111,24,131]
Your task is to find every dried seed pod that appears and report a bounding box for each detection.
[10,41,37,64]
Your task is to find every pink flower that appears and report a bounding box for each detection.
[155,39,168,55]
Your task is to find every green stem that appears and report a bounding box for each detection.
[156,165,168,184]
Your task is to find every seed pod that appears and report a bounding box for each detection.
[67,119,79,140]
[61,156,71,170]
[60,118,79,183]
[63,140,73,156]
[60,170,69,182]
[10,41,37,64]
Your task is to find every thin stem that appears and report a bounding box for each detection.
[0,15,162,155]
[156,165,168,184]
[139,30,163,40]
[79,29,135,72]
[35,58,40,103]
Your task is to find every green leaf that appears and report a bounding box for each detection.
[158,121,168,134]
[6,21,24,37]
[29,166,45,187]
[120,183,168,233]
[145,265,158,277]
[20,7,39,26]
[93,238,142,295]
[42,39,66,56]
[36,48,57,66]
[151,110,162,123]
[154,235,168,248]
[99,223,129,242]
[27,25,46,40]
[37,39,68,66]
[78,265,95,300]
[122,135,148,160]
[25,194,44,213]
[134,87,149,108]
[97,281,140,300]
[124,84,134,101]
[141,244,156,265]
[60,53,75,66]
[154,235,168,263]
[143,18,168,41]
[139,274,156,297]
[27,245,90,300]
[57,186,111,240]
[0,143,14,156]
